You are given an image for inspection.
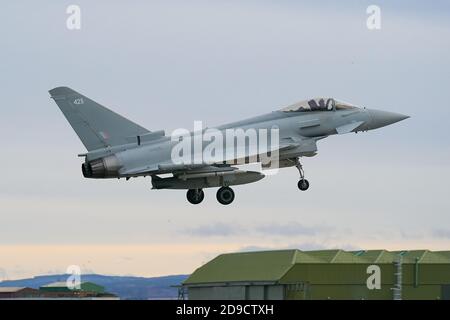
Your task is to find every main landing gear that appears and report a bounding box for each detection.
[295,158,310,191]
[186,187,235,205]
[216,187,235,205]
[186,189,204,204]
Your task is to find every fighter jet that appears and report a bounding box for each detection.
[49,87,408,205]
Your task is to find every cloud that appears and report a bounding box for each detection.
[285,242,329,251]
[184,221,332,238]
[120,256,134,262]
[238,245,277,252]
[255,222,333,236]
[399,230,425,240]
[184,221,334,238]
[238,242,361,253]
[185,223,243,237]
[0,268,9,282]
[432,229,450,239]
[238,242,327,252]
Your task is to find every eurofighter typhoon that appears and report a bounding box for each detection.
[49,87,408,205]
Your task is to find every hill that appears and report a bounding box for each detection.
[0,274,189,299]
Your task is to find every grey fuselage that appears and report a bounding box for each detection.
[50,87,408,192]
[83,107,384,180]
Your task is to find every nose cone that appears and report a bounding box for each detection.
[367,109,409,130]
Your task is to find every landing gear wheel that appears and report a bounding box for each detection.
[216,187,235,205]
[295,158,309,191]
[297,179,310,191]
[186,189,204,205]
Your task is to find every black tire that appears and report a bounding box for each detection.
[216,187,235,205]
[297,179,310,191]
[186,189,204,204]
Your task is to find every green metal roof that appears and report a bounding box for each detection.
[39,281,105,293]
[184,249,450,285]
[351,250,450,264]
[184,250,296,284]
[436,251,450,260]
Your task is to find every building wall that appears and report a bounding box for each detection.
[246,286,264,299]
[189,286,246,300]
[0,288,40,299]
[285,284,444,300]
[280,263,450,300]
[281,263,450,286]
[187,263,450,300]
[265,285,284,300]
[442,285,450,300]
[188,285,285,300]
[189,283,447,300]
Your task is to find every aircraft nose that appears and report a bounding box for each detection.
[367,109,409,130]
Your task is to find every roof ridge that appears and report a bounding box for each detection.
[291,249,299,265]
[330,250,342,263]
[223,249,297,256]
[280,250,300,284]
[417,250,429,263]
[374,250,386,263]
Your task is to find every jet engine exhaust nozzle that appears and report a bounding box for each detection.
[82,155,121,178]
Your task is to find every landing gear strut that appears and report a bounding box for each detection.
[295,158,310,191]
[186,189,204,205]
[216,187,235,205]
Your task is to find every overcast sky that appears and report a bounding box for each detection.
[1,0,450,280]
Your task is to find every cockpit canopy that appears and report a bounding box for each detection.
[280,97,357,112]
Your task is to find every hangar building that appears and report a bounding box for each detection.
[39,281,108,298]
[182,249,450,300]
[0,287,40,299]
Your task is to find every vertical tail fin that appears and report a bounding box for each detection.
[49,87,149,151]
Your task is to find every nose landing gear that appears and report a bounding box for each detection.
[295,158,310,191]
[298,179,309,191]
